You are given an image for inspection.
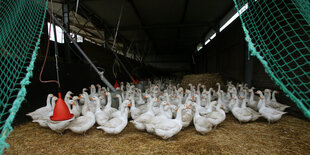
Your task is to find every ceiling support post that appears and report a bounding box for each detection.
[244,48,253,87]
[62,0,72,63]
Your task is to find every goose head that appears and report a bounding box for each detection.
[82,88,88,93]
[255,90,264,97]
[65,91,73,98]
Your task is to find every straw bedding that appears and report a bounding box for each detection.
[5,114,310,154]
[180,73,224,90]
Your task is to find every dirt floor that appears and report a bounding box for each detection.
[5,114,310,154]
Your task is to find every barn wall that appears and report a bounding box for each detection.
[194,19,278,87]
[193,19,305,119]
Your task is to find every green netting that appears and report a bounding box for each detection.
[233,0,310,118]
[0,0,47,153]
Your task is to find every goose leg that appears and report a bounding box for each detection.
[213,125,217,129]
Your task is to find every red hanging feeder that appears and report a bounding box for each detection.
[49,12,73,121]
[50,93,74,121]
[114,80,120,89]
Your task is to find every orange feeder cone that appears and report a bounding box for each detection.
[50,92,74,121]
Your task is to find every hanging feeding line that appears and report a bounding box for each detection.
[39,1,74,121]
[109,1,139,84]
[47,9,116,92]
[50,10,74,121]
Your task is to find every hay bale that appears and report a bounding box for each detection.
[180,73,225,90]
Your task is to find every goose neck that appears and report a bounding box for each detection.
[176,106,184,121]
[106,93,112,108]
[47,95,52,108]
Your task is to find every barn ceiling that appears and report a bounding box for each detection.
[49,0,234,71]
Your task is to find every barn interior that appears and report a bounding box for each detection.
[1,0,309,154]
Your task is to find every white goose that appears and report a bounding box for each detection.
[97,100,130,134]
[248,89,259,111]
[204,92,226,128]
[267,90,290,111]
[69,96,80,118]
[181,101,194,129]
[258,96,287,124]
[32,95,57,127]
[89,84,97,97]
[148,101,172,132]
[193,103,213,135]
[27,94,53,120]
[78,88,88,105]
[220,90,230,113]
[152,105,186,139]
[66,95,95,134]
[64,91,73,106]
[129,97,142,120]
[130,97,156,131]
[240,97,262,121]
[231,97,252,123]
[92,96,109,126]
[104,92,118,115]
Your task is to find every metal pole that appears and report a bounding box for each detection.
[94,24,137,83]
[244,47,253,87]
[62,1,72,63]
[48,9,116,92]
[52,15,61,89]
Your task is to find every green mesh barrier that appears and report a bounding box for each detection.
[0,0,48,153]
[233,0,310,118]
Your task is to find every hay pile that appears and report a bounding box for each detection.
[5,114,310,154]
[180,73,224,89]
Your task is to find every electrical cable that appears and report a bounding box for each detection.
[39,0,60,88]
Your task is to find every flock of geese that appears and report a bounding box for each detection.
[27,80,289,139]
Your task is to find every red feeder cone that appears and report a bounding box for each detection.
[134,79,139,85]
[114,80,120,89]
[50,92,74,121]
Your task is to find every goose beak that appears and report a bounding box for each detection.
[128,103,132,107]
[90,97,94,101]
[186,106,190,109]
